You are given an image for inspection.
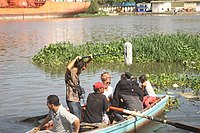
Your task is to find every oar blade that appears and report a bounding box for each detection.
[172,122,200,133]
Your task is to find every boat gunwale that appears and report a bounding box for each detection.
[84,95,169,133]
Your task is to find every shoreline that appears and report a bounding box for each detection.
[107,11,200,16]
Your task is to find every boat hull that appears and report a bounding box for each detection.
[86,95,169,133]
[0,1,90,20]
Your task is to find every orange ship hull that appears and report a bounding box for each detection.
[0,1,91,20]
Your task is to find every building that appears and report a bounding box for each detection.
[151,1,171,12]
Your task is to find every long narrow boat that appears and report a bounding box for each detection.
[83,95,169,133]
[0,1,90,20]
[26,95,169,133]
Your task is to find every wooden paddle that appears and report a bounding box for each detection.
[109,106,200,133]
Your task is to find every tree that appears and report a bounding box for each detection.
[86,0,100,14]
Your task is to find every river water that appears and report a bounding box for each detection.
[0,15,200,133]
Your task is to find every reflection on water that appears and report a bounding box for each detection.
[37,62,194,78]
[0,15,200,133]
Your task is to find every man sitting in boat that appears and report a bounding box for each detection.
[32,95,80,133]
[111,72,144,121]
[139,74,157,108]
[83,82,109,127]
[101,72,114,102]
[101,72,114,124]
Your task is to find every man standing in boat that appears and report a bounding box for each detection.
[65,55,92,120]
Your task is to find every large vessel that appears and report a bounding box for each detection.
[0,0,91,20]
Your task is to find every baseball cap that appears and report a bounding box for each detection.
[93,82,105,89]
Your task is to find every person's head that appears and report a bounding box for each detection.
[47,95,60,110]
[100,72,111,81]
[100,72,111,87]
[125,72,132,79]
[93,82,105,93]
[74,59,86,74]
[139,74,147,83]
[121,74,126,80]
[131,75,137,82]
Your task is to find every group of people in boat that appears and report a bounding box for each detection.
[32,55,157,133]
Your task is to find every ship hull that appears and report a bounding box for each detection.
[0,1,90,20]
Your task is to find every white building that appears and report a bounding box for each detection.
[184,0,200,12]
[151,1,171,12]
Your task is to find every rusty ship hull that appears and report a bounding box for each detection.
[0,1,91,20]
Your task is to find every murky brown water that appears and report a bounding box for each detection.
[0,16,200,133]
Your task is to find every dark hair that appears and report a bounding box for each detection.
[125,72,132,79]
[121,74,126,80]
[74,59,85,69]
[101,72,109,81]
[139,74,147,83]
[47,95,60,106]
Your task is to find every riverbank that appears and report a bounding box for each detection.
[116,11,200,16]
[76,11,200,17]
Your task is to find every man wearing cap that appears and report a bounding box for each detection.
[83,82,109,126]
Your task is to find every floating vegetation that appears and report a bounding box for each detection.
[32,40,125,67]
[164,97,180,112]
[32,33,200,71]
[148,73,199,96]
[32,33,200,95]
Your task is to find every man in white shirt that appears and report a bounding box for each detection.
[32,95,80,133]
[100,72,114,102]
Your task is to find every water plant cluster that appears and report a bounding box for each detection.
[32,33,200,95]
[32,33,200,70]
[148,73,199,95]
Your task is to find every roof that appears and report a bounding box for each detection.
[137,5,148,9]
[122,2,136,7]
[112,2,136,7]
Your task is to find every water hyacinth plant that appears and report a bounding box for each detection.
[32,33,200,71]
[32,33,200,95]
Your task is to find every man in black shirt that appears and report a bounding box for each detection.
[112,72,143,111]
[83,82,109,124]
[111,72,143,121]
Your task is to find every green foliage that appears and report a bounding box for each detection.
[164,97,180,112]
[147,73,200,96]
[32,40,125,67]
[86,0,100,14]
[130,33,200,71]
[32,33,200,72]
[32,33,200,95]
